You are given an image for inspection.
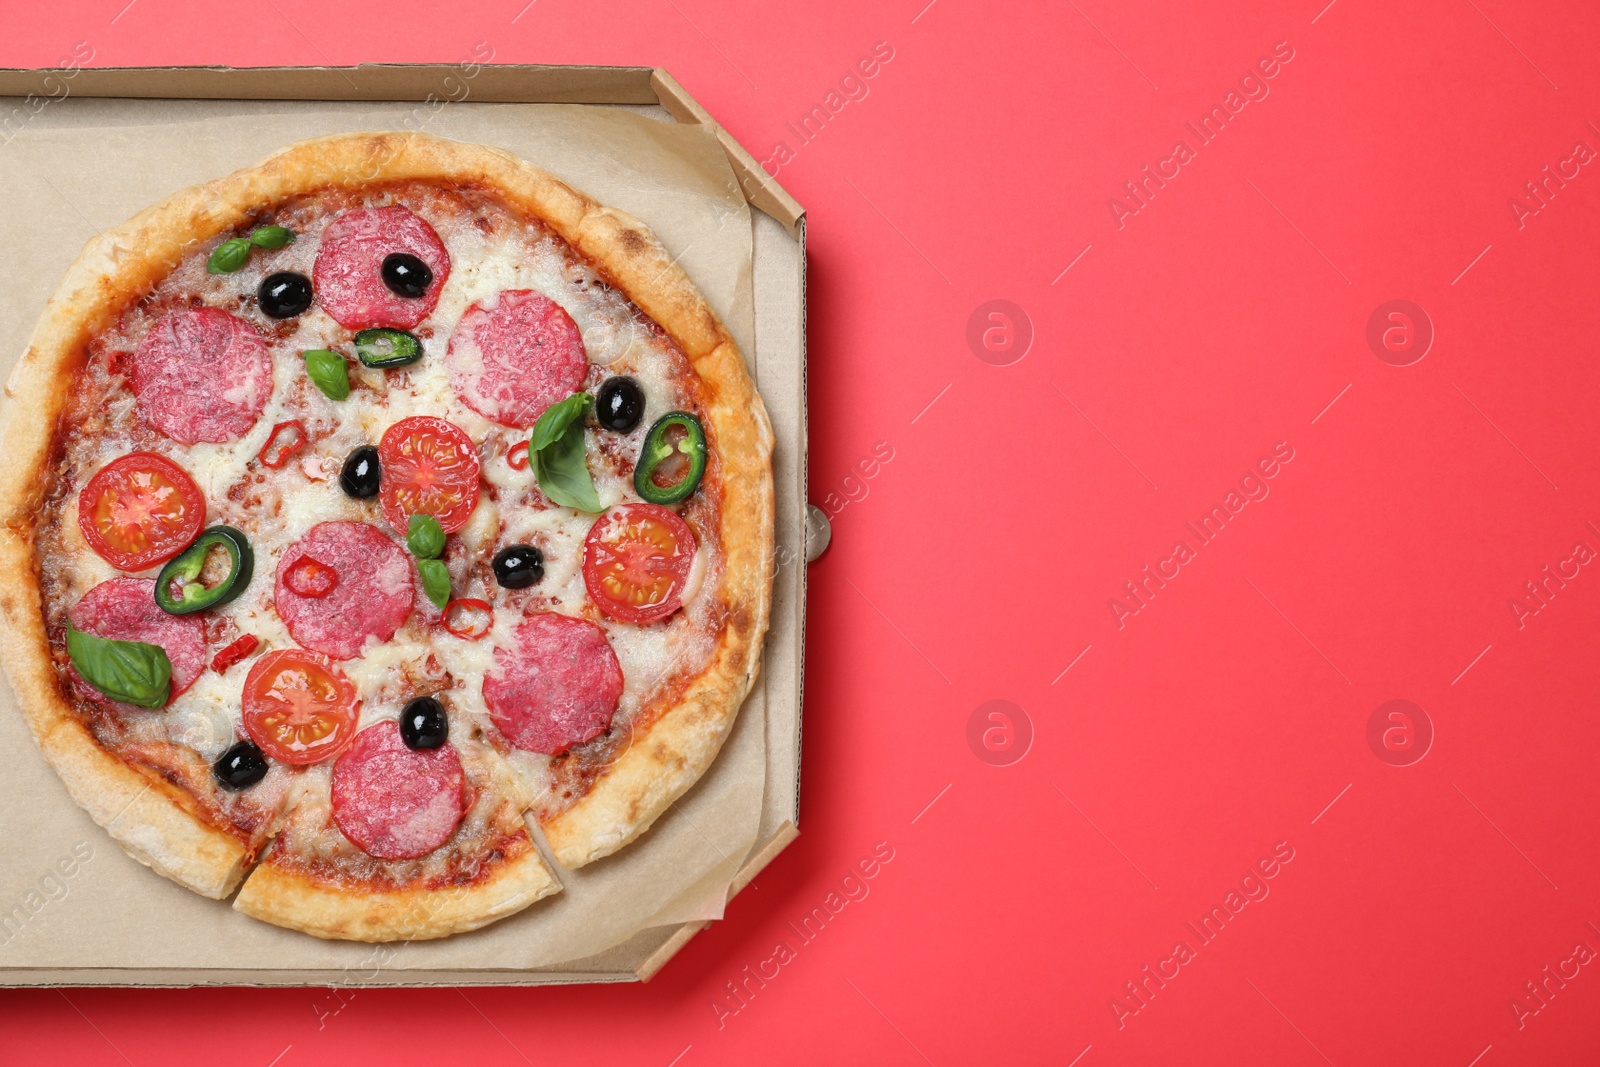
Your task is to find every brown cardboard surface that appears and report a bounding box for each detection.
[0,71,805,986]
[0,64,801,231]
[0,63,660,105]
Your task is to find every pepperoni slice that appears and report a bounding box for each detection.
[312,207,449,330]
[274,522,414,660]
[331,722,465,860]
[446,290,588,429]
[483,613,623,754]
[132,308,273,444]
[68,577,206,704]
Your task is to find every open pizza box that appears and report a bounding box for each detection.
[0,61,812,986]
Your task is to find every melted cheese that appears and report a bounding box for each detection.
[40,184,726,821]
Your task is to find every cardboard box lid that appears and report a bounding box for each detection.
[0,62,805,236]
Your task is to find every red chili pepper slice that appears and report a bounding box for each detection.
[442,598,493,640]
[212,634,261,674]
[258,420,308,469]
[506,440,530,471]
[285,556,339,598]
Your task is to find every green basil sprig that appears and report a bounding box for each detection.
[417,559,451,610]
[530,393,603,513]
[206,225,296,273]
[407,514,446,560]
[206,238,252,275]
[249,225,295,249]
[66,628,172,708]
[303,350,350,401]
[405,515,449,608]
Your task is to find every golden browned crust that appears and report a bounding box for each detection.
[233,845,560,942]
[544,339,773,866]
[0,518,253,898]
[0,131,773,927]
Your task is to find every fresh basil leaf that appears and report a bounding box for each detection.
[206,238,252,274]
[66,628,171,709]
[249,225,295,249]
[528,393,603,513]
[530,392,589,452]
[407,514,445,560]
[417,559,451,610]
[302,350,350,401]
[532,417,604,513]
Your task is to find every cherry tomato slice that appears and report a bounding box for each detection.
[258,420,308,469]
[284,556,339,598]
[441,598,493,640]
[582,503,696,624]
[378,416,481,534]
[78,452,206,571]
[241,649,359,765]
[211,633,260,674]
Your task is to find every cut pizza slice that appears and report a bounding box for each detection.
[480,496,761,869]
[234,715,558,942]
[42,574,294,898]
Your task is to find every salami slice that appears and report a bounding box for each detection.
[313,206,449,330]
[274,521,414,660]
[132,308,273,444]
[331,722,464,860]
[483,612,623,754]
[446,290,587,429]
[69,577,207,703]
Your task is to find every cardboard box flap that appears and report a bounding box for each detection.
[651,69,804,235]
[0,63,659,104]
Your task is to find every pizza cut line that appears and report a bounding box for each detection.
[0,132,775,942]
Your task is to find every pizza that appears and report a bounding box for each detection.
[0,132,774,941]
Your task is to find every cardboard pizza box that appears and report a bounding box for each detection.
[0,62,811,986]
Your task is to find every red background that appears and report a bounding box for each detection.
[4,0,1600,1063]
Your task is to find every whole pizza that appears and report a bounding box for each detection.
[0,132,774,941]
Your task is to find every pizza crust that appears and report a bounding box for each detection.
[0,527,253,898]
[233,844,560,942]
[0,131,774,932]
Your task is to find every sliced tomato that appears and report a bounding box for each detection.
[78,452,206,571]
[241,649,359,765]
[379,416,481,534]
[582,503,697,624]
